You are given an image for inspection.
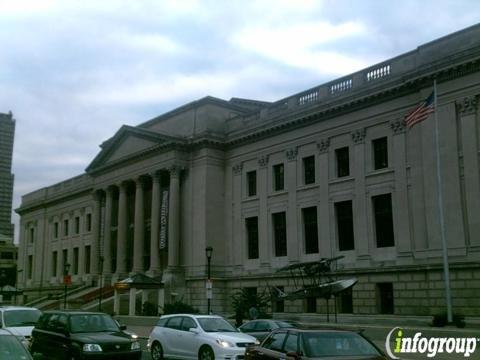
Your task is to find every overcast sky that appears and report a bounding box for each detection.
[1,0,480,241]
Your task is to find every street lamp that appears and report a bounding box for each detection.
[63,263,71,309]
[205,246,213,314]
[98,256,104,312]
[15,269,23,305]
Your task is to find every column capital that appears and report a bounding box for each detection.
[168,165,182,178]
[232,163,243,175]
[150,170,162,180]
[258,155,269,168]
[390,118,406,134]
[285,147,298,161]
[317,138,330,154]
[457,96,478,116]
[351,128,366,144]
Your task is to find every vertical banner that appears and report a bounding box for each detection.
[159,189,169,250]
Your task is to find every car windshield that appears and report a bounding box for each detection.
[69,314,120,333]
[197,317,238,333]
[303,332,381,357]
[276,321,295,328]
[4,309,42,327]
[0,335,31,359]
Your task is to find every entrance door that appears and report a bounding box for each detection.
[377,282,394,314]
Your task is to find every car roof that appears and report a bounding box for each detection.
[42,310,107,316]
[160,313,223,319]
[0,306,40,311]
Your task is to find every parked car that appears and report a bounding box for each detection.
[30,310,142,360]
[238,319,298,341]
[0,306,42,343]
[0,328,33,359]
[148,313,259,360]
[245,328,387,359]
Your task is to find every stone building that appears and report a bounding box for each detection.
[17,24,480,316]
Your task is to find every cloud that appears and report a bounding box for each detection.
[233,20,371,75]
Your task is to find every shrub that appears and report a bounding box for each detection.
[162,300,199,315]
[432,312,465,328]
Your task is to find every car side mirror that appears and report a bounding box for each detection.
[189,327,200,334]
[119,324,127,331]
[286,351,301,360]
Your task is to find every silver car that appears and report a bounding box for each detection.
[148,314,259,360]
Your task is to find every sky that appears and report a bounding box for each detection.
[1,0,480,242]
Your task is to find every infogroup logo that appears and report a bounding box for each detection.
[385,327,478,359]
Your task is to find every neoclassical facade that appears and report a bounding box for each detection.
[17,25,480,316]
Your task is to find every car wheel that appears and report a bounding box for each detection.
[198,346,214,360]
[151,341,164,360]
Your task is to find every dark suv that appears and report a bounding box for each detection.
[30,310,142,360]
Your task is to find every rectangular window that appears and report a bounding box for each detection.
[335,200,354,251]
[377,282,394,314]
[52,251,58,277]
[84,245,91,274]
[373,194,395,247]
[303,207,319,254]
[29,228,34,243]
[336,147,350,177]
[303,156,315,185]
[86,214,92,232]
[54,222,59,238]
[73,248,79,275]
[274,286,285,313]
[28,255,33,279]
[247,171,257,197]
[246,217,259,259]
[63,219,69,236]
[0,252,13,260]
[306,297,316,313]
[373,137,388,170]
[62,249,68,274]
[75,216,80,234]
[273,163,285,191]
[338,287,353,313]
[273,212,287,257]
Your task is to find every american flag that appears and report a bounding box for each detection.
[405,91,435,128]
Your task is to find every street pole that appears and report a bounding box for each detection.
[63,263,70,309]
[205,247,213,314]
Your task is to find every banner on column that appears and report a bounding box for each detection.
[159,189,169,250]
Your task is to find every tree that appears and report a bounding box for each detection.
[232,288,270,324]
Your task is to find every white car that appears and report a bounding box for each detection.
[148,313,259,360]
[0,306,42,343]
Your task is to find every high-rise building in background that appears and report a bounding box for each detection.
[0,112,15,240]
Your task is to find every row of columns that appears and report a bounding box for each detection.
[93,166,181,279]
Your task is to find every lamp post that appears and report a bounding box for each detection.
[15,269,23,305]
[63,263,71,309]
[98,256,104,312]
[205,246,213,314]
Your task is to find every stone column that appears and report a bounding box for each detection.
[133,177,145,273]
[167,167,180,268]
[129,287,136,316]
[149,172,162,274]
[317,139,332,257]
[390,119,412,255]
[352,128,369,259]
[285,147,299,261]
[116,182,128,276]
[113,288,120,315]
[458,96,480,246]
[103,187,113,276]
[91,191,102,276]
[258,155,269,268]
[232,164,243,267]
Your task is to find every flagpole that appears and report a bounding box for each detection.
[433,78,453,323]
